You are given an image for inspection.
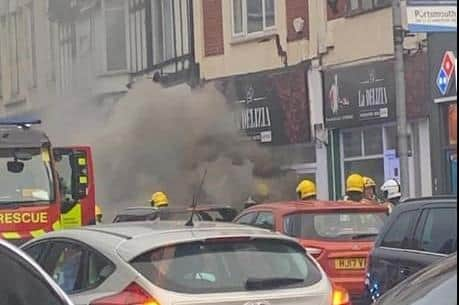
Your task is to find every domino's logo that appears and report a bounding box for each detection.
[436,51,456,96]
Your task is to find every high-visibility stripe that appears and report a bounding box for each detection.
[30,229,47,238]
[2,232,21,239]
[53,220,61,231]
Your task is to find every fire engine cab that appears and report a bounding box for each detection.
[0,119,95,245]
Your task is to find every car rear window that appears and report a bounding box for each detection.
[284,212,387,241]
[113,213,158,223]
[130,238,322,294]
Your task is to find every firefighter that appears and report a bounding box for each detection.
[254,182,270,204]
[95,205,103,224]
[363,176,377,201]
[151,191,169,208]
[345,174,365,202]
[296,180,317,200]
[381,178,402,207]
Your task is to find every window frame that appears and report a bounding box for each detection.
[25,238,116,295]
[102,0,129,73]
[231,0,276,38]
[380,209,420,250]
[416,208,457,255]
[235,211,258,225]
[347,0,392,16]
[253,211,275,231]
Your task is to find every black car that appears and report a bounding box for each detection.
[365,196,457,302]
[0,239,73,305]
[112,207,159,223]
[113,205,239,223]
[374,253,457,305]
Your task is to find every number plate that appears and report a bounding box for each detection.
[335,258,367,270]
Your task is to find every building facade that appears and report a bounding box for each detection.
[193,0,329,200]
[0,0,56,115]
[319,0,432,199]
[428,33,457,195]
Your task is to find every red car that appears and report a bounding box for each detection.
[234,201,388,303]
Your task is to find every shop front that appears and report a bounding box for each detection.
[215,64,320,201]
[324,57,431,199]
[429,33,457,195]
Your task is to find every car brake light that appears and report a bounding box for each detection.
[331,284,351,305]
[89,282,159,305]
[305,247,323,258]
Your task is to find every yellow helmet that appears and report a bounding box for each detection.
[363,176,376,188]
[151,192,169,207]
[296,180,316,199]
[255,183,270,198]
[346,174,364,193]
[95,205,102,216]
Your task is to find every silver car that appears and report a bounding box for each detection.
[0,239,74,305]
[22,221,336,305]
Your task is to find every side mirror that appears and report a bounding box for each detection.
[70,152,88,201]
[7,161,24,173]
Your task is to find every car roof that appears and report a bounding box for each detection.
[115,207,158,216]
[0,126,50,148]
[29,221,294,262]
[242,200,389,214]
[392,196,457,213]
[401,196,457,204]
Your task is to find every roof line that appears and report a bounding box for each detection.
[76,227,133,240]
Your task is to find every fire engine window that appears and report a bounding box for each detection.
[55,154,73,201]
[0,148,54,204]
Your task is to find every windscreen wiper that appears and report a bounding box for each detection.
[245,277,304,290]
[351,233,379,240]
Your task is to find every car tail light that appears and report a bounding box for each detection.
[305,247,323,258]
[331,284,351,305]
[89,282,159,305]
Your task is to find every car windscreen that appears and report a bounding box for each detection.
[130,238,322,294]
[0,148,54,205]
[284,212,387,241]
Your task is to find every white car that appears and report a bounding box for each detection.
[23,221,348,305]
[0,239,73,305]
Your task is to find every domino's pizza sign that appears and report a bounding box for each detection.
[436,51,456,96]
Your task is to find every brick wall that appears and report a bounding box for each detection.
[202,0,224,57]
[405,51,429,119]
[286,0,309,41]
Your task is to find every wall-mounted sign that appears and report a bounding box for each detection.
[323,61,396,129]
[429,33,457,103]
[406,0,457,32]
[216,68,311,145]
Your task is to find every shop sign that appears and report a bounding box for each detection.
[406,0,457,33]
[429,33,457,103]
[217,68,311,145]
[324,61,396,129]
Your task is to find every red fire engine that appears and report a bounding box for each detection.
[0,119,96,245]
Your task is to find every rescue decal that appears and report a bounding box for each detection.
[0,212,48,224]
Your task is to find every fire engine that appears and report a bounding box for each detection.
[0,118,96,245]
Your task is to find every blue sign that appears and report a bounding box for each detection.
[406,0,457,33]
[437,68,450,95]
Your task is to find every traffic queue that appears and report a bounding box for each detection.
[1,173,457,305]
